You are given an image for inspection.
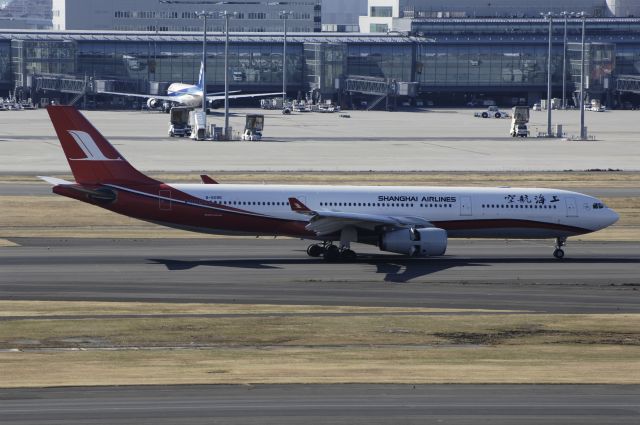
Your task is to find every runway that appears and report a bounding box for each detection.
[2,238,639,313]
[1,384,638,425]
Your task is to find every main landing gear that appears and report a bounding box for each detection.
[553,237,567,259]
[306,242,357,262]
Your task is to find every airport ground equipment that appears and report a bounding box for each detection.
[189,110,207,140]
[168,107,192,138]
[475,105,510,118]
[590,99,606,112]
[510,106,530,137]
[260,98,284,110]
[242,114,264,141]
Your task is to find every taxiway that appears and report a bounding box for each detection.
[2,238,639,313]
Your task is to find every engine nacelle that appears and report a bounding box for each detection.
[379,228,447,257]
[146,98,160,109]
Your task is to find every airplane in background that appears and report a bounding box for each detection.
[99,61,282,112]
[40,106,619,261]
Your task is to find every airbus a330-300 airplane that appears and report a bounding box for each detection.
[100,62,281,111]
[41,106,619,261]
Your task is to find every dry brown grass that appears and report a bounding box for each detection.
[2,344,639,387]
[0,300,490,317]
[3,311,639,350]
[2,300,639,387]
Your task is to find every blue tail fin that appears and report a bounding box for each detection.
[197,61,205,90]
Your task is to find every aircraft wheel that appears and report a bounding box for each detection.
[340,249,357,262]
[306,244,324,257]
[553,249,565,259]
[323,245,340,262]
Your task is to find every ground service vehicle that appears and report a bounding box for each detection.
[475,106,509,118]
[168,107,191,137]
[510,106,530,137]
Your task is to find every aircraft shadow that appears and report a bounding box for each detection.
[148,256,483,282]
[147,256,637,283]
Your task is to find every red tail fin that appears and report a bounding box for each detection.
[47,106,159,186]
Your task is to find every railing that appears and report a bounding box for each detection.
[616,75,640,94]
[344,76,397,96]
[34,75,87,94]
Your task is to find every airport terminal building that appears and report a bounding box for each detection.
[2,17,640,108]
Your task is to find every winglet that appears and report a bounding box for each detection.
[200,175,219,184]
[288,197,313,214]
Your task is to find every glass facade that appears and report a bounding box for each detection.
[11,40,76,87]
[370,7,393,18]
[411,18,640,38]
[77,41,303,90]
[0,42,11,87]
[348,44,413,82]
[1,18,640,102]
[418,43,564,88]
[304,43,346,96]
[568,42,615,95]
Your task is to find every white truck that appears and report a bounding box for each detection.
[168,107,192,138]
[510,106,530,138]
[475,105,509,118]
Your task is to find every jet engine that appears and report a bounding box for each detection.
[146,98,160,109]
[379,228,447,257]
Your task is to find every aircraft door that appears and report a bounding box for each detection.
[566,197,578,217]
[159,190,172,211]
[460,196,472,216]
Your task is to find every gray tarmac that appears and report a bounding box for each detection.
[2,238,639,313]
[1,384,638,425]
[1,107,639,172]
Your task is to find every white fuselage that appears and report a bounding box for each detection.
[167,183,618,239]
[165,83,202,107]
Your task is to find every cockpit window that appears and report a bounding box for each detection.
[592,202,606,209]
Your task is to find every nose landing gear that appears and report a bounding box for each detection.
[553,237,567,259]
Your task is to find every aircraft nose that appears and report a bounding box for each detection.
[605,208,620,227]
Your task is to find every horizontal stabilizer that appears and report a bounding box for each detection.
[37,176,75,186]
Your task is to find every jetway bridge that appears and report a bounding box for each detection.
[344,75,417,111]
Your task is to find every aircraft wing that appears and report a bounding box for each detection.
[98,91,178,102]
[206,92,283,102]
[288,197,433,236]
[206,91,240,96]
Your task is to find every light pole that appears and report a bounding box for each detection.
[280,10,292,109]
[542,12,553,137]
[579,11,587,140]
[560,11,573,110]
[196,11,215,138]
[220,10,235,139]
